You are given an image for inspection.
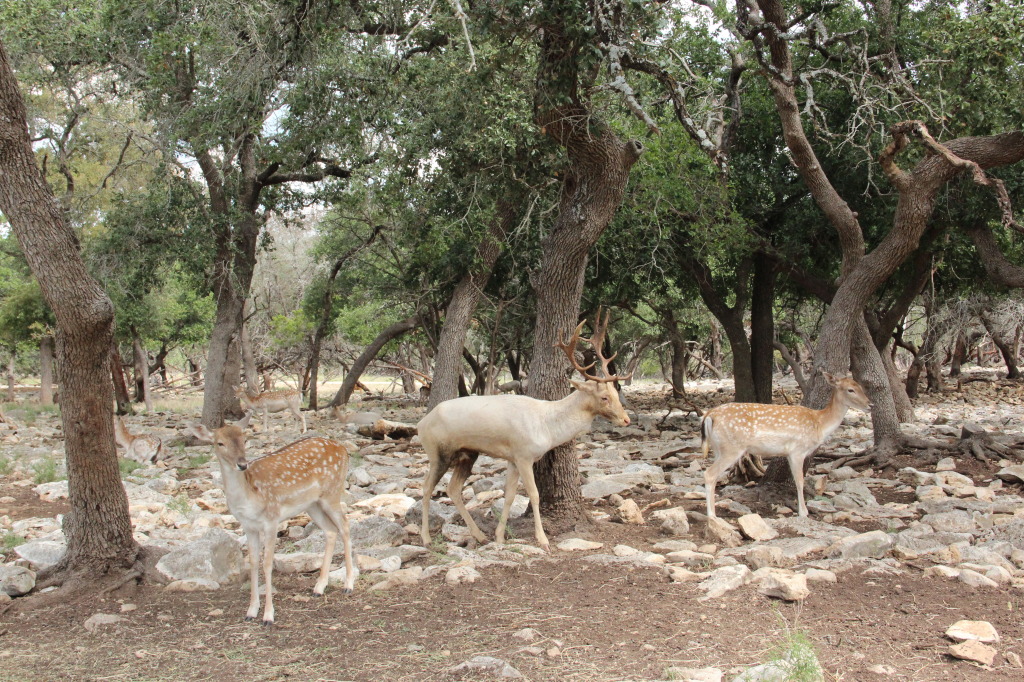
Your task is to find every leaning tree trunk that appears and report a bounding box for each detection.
[528,96,647,520]
[981,312,1020,380]
[39,334,54,405]
[427,209,513,411]
[329,314,420,407]
[0,38,138,590]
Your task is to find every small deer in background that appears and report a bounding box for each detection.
[113,415,164,463]
[418,309,632,551]
[701,372,872,518]
[235,385,306,433]
[187,417,357,625]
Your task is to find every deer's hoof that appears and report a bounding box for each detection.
[262,619,274,627]
[342,588,353,595]
[312,590,323,598]
[244,616,256,622]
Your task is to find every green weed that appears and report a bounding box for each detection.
[32,457,61,484]
[0,457,13,476]
[167,492,192,515]
[119,458,144,477]
[186,453,211,469]
[2,532,26,549]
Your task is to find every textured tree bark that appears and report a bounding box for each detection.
[240,317,260,391]
[6,353,15,402]
[39,335,54,405]
[750,254,777,404]
[0,38,138,589]
[427,209,514,411]
[132,333,153,412]
[110,343,132,415]
[981,313,1021,379]
[328,314,420,407]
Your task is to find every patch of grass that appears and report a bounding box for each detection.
[32,457,62,484]
[186,453,211,469]
[0,457,14,476]
[12,403,58,426]
[763,623,824,682]
[119,458,144,477]
[167,492,192,515]
[2,532,26,549]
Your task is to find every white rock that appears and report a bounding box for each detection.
[923,565,960,579]
[663,667,723,682]
[826,530,893,560]
[445,565,481,585]
[379,555,402,573]
[13,540,65,571]
[958,568,999,588]
[33,480,69,502]
[935,457,956,472]
[757,572,809,601]
[705,517,743,548]
[665,566,702,583]
[666,550,715,567]
[0,565,36,596]
[83,613,123,632]
[155,528,244,585]
[556,538,603,552]
[613,544,641,557]
[948,640,996,666]
[698,565,751,600]
[369,566,423,591]
[803,568,837,583]
[945,620,999,643]
[165,578,221,592]
[651,507,690,536]
[737,514,778,542]
[449,655,523,679]
[273,552,324,574]
[615,498,645,524]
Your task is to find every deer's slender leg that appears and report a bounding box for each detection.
[516,459,548,551]
[494,465,521,545]
[446,451,486,543]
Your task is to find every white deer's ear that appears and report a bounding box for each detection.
[569,380,586,393]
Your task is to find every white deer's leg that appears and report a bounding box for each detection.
[244,531,262,621]
[260,527,276,625]
[263,408,270,434]
[446,452,486,543]
[789,452,810,517]
[420,455,448,546]
[516,460,548,551]
[494,465,521,545]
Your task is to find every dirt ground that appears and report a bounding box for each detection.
[1,376,1023,681]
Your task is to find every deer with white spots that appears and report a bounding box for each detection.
[187,417,356,625]
[113,415,164,463]
[418,309,632,551]
[235,385,306,433]
[701,372,872,518]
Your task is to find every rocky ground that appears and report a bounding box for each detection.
[1,372,1023,681]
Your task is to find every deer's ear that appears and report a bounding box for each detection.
[236,413,252,431]
[821,371,837,386]
[186,423,215,444]
[569,380,587,393]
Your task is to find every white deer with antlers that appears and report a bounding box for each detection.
[235,385,306,433]
[418,309,632,551]
[701,372,872,518]
[187,417,356,625]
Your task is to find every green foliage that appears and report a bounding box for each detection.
[32,457,62,485]
[186,453,212,470]
[765,628,824,682]
[118,458,144,477]
[167,493,192,515]
[1,532,27,550]
[0,456,14,476]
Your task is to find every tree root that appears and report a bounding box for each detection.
[11,547,148,614]
[727,453,766,484]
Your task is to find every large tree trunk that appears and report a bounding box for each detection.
[0,38,138,590]
[39,334,54,405]
[427,210,513,411]
[329,314,420,407]
[981,312,1021,379]
[529,3,645,523]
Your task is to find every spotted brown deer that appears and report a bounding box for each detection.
[187,418,356,625]
[235,385,306,433]
[113,415,164,463]
[418,309,632,551]
[701,372,872,518]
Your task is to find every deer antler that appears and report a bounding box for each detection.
[554,307,633,383]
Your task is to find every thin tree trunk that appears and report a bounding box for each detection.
[110,343,132,415]
[6,351,15,402]
[39,335,54,405]
[0,38,138,589]
[981,312,1020,379]
[750,254,777,403]
[132,332,153,412]
[241,316,260,390]
[329,314,420,407]
[427,209,512,411]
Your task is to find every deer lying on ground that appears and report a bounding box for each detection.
[113,415,165,463]
[187,417,356,625]
[235,385,306,433]
[701,372,872,518]
[418,310,632,551]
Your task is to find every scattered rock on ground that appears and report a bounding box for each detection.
[0,565,36,597]
[948,640,997,666]
[449,655,523,679]
[945,620,999,643]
